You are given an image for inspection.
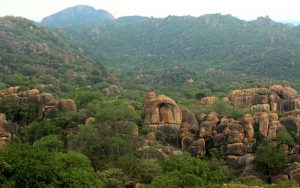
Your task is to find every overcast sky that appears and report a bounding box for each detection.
[0,0,300,22]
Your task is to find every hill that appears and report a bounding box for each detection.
[43,10,300,87]
[41,5,114,26]
[0,16,115,94]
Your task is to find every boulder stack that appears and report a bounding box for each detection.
[229,84,300,112]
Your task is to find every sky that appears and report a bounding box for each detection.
[0,0,300,23]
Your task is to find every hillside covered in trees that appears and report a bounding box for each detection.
[2,4,300,188]
[42,7,300,88]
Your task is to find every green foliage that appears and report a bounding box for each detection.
[254,141,288,178]
[151,171,203,188]
[69,123,137,170]
[53,111,86,129]
[34,135,64,152]
[0,95,37,124]
[0,144,103,187]
[0,17,113,94]
[133,159,162,184]
[68,90,103,108]
[156,127,180,146]
[276,131,295,146]
[98,168,128,188]
[23,119,61,144]
[150,154,229,187]
[52,151,103,188]
[95,103,141,124]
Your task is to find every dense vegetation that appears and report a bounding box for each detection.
[1,5,300,187]
[0,16,115,95]
[47,13,300,89]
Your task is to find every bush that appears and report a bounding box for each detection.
[0,95,38,124]
[95,105,141,124]
[98,168,127,188]
[276,131,295,146]
[23,119,61,144]
[151,171,203,188]
[68,90,103,108]
[133,159,162,184]
[156,127,180,146]
[53,111,87,129]
[34,135,64,152]
[254,141,288,180]
[23,119,61,143]
[151,154,229,187]
[0,144,103,187]
[69,124,136,170]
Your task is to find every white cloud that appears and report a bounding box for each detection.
[0,0,299,22]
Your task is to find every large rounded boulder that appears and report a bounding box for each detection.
[59,99,77,113]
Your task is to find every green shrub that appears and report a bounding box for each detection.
[23,119,61,144]
[69,124,136,170]
[254,141,288,180]
[0,144,103,187]
[34,135,64,152]
[98,168,128,188]
[95,105,141,124]
[0,95,38,124]
[152,154,229,187]
[276,131,295,146]
[133,159,162,184]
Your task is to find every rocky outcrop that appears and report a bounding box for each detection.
[229,84,300,112]
[143,92,182,126]
[200,96,218,105]
[0,87,77,120]
[0,114,10,147]
[59,99,77,113]
[38,93,57,119]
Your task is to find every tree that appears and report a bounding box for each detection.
[254,141,288,181]
[34,135,64,152]
[0,95,37,124]
[98,168,128,188]
[69,123,137,170]
[23,119,61,144]
[150,154,229,187]
[276,131,295,146]
[0,144,103,187]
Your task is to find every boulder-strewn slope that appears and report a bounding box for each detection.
[142,87,300,183]
[0,16,113,90]
[0,86,77,146]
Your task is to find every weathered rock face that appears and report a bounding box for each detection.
[253,112,281,140]
[143,92,182,125]
[229,84,300,112]
[59,99,77,113]
[0,113,10,147]
[38,93,57,119]
[0,87,78,120]
[280,116,300,136]
[200,96,217,105]
[140,91,300,182]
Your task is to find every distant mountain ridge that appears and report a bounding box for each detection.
[41,5,114,26]
[39,5,300,86]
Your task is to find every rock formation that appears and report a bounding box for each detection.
[200,96,218,105]
[58,99,77,113]
[0,87,78,119]
[229,84,300,112]
[0,114,10,147]
[143,92,182,126]
[141,89,300,182]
